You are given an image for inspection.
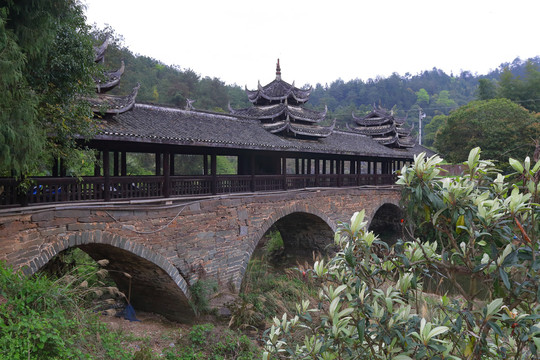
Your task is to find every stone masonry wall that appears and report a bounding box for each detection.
[0,187,400,320]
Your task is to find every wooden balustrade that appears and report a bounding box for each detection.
[0,173,397,208]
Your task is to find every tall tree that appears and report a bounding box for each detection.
[434,98,539,164]
[0,0,97,177]
[476,78,498,100]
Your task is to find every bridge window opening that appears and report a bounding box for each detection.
[216,156,238,175]
[123,152,156,175]
[172,154,205,175]
[368,203,403,245]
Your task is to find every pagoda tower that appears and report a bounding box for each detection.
[348,106,414,148]
[229,59,335,139]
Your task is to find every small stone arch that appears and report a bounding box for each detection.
[236,203,336,289]
[26,230,195,322]
[368,203,403,245]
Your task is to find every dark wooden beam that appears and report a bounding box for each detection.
[103,150,110,201]
[113,151,119,176]
[121,152,127,176]
[250,153,255,192]
[282,157,287,190]
[155,153,161,176]
[163,152,170,198]
[211,154,217,195]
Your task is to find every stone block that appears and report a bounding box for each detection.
[31,211,54,222]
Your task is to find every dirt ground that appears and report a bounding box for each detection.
[100,310,259,357]
[100,311,194,356]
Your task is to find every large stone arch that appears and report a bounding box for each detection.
[236,203,336,289]
[26,230,195,322]
[368,202,403,245]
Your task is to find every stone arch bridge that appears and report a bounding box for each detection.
[0,187,401,322]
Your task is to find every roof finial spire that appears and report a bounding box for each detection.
[276,58,281,80]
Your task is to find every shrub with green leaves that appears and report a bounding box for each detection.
[0,261,131,359]
[263,148,540,359]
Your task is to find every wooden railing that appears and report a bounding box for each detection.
[0,173,397,207]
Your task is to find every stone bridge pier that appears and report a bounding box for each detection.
[0,187,402,322]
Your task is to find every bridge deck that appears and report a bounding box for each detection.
[0,173,396,208]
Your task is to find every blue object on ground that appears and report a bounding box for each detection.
[118,303,140,322]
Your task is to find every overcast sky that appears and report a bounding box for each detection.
[84,0,540,87]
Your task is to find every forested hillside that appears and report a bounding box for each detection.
[94,28,540,148]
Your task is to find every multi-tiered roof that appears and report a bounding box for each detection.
[229,60,335,139]
[88,39,139,115]
[348,106,415,148]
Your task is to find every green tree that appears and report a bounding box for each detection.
[422,114,446,148]
[415,88,430,107]
[434,98,538,164]
[498,61,540,112]
[434,90,457,110]
[477,78,498,100]
[0,0,97,177]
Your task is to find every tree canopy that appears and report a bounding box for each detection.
[434,98,539,164]
[0,0,97,177]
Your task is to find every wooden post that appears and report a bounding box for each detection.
[170,153,175,176]
[155,153,161,176]
[112,151,118,176]
[315,158,320,187]
[52,158,59,177]
[250,153,255,192]
[121,152,127,176]
[163,152,170,198]
[94,152,101,176]
[336,159,341,187]
[282,157,287,190]
[356,159,361,185]
[103,150,110,201]
[211,154,217,195]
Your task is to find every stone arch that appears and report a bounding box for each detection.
[368,203,403,245]
[236,203,336,289]
[26,230,194,322]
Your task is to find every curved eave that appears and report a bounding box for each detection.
[348,123,396,136]
[287,104,327,123]
[229,103,286,119]
[287,118,335,138]
[91,83,140,114]
[352,112,393,126]
[93,38,109,63]
[375,133,400,146]
[263,121,289,134]
[246,79,311,104]
[96,61,125,93]
[396,138,416,148]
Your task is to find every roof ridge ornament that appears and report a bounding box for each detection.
[276,58,281,80]
[185,98,195,111]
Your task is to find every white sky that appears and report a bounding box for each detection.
[84,0,540,87]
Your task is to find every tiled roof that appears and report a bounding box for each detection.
[94,103,418,159]
[350,106,415,148]
[246,79,311,105]
[230,103,327,123]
